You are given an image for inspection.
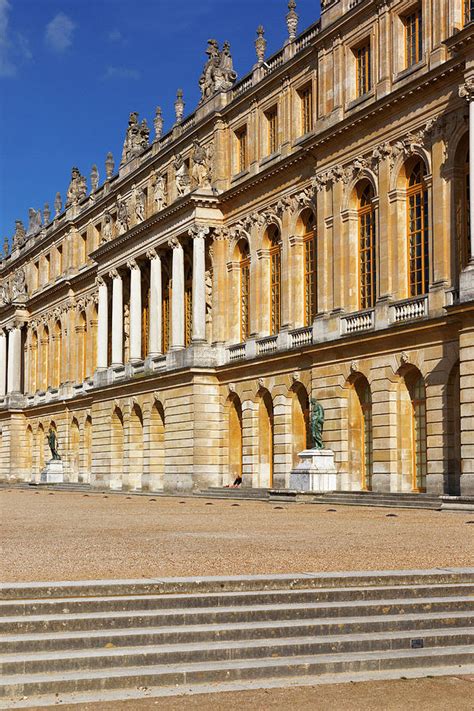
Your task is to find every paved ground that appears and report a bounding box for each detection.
[51,676,474,710]
[1,488,472,582]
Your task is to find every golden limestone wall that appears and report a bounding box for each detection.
[0,0,473,495]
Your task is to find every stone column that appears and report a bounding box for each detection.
[110,269,124,366]
[189,225,209,343]
[169,237,185,349]
[7,325,22,394]
[0,330,6,397]
[96,277,108,370]
[459,79,474,262]
[147,250,162,356]
[128,260,142,362]
[211,228,228,344]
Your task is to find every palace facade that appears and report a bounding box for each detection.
[1,0,473,495]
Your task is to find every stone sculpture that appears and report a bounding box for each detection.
[174,90,184,124]
[0,282,11,306]
[43,203,51,225]
[199,39,237,103]
[255,26,266,64]
[121,113,150,165]
[105,152,115,179]
[134,186,146,223]
[54,192,62,217]
[3,237,9,257]
[154,106,163,140]
[47,428,61,460]
[310,397,325,449]
[11,268,27,299]
[117,197,129,235]
[174,154,190,197]
[191,139,213,189]
[153,171,167,211]
[13,220,27,247]
[91,165,99,192]
[66,167,87,207]
[286,1,298,42]
[26,210,42,237]
[102,210,113,242]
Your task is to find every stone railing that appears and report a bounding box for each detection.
[263,50,285,75]
[341,309,375,335]
[390,296,428,323]
[294,23,320,52]
[228,342,246,362]
[257,335,278,355]
[289,326,313,348]
[233,74,253,98]
[180,114,195,133]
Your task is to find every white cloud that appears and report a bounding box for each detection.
[103,65,140,81]
[107,28,124,43]
[0,0,31,77]
[45,12,75,52]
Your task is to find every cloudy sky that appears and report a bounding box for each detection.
[0,0,321,242]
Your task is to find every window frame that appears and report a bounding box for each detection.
[406,161,429,297]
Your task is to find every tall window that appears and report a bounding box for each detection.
[303,212,317,326]
[266,107,278,155]
[239,242,251,341]
[464,148,471,266]
[404,7,422,67]
[358,183,377,309]
[407,161,429,296]
[355,42,371,97]
[300,85,313,135]
[355,378,373,491]
[236,126,248,173]
[268,225,281,335]
[407,373,427,491]
[465,0,474,25]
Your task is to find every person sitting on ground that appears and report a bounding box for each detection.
[225,476,242,488]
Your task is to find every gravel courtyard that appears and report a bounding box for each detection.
[1,487,473,582]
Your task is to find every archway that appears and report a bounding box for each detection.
[228,394,243,484]
[37,423,45,473]
[447,362,461,495]
[291,383,309,468]
[111,407,124,489]
[348,374,373,491]
[258,389,274,487]
[25,425,33,479]
[83,416,92,483]
[398,366,427,492]
[148,401,165,491]
[70,418,80,482]
[128,404,144,489]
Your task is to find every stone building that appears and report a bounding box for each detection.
[0,0,473,495]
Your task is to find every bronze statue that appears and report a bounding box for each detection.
[310,397,325,449]
[47,428,61,461]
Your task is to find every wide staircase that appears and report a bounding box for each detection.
[1,569,473,708]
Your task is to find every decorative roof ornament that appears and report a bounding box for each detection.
[120,112,150,166]
[26,209,42,236]
[174,89,184,124]
[286,0,298,42]
[3,237,9,257]
[154,106,163,141]
[255,26,266,65]
[198,39,237,104]
[54,192,62,217]
[105,152,115,179]
[43,202,51,225]
[91,165,99,192]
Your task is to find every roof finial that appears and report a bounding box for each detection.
[286,0,298,42]
[255,25,266,65]
[175,89,184,124]
[154,106,163,140]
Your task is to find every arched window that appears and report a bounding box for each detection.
[239,241,250,341]
[358,183,376,309]
[302,211,317,326]
[268,225,281,335]
[407,160,429,296]
[464,147,471,266]
[356,377,373,491]
[464,0,474,25]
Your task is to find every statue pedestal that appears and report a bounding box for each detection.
[40,459,64,484]
[289,449,337,492]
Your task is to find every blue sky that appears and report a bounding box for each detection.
[0,0,321,242]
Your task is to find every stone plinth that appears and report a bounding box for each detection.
[40,460,64,484]
[289,449,338,493]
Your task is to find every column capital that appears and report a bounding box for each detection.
[459,78,474,102]
[95,275,106,288]
[188,225,210,240]
[127,259,140,271]
[109,268,122,280]
[146,248,160,261]
[213,226,229,241]
[168,236,182,250]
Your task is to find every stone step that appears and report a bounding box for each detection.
[1,646,472,700]
[1,596,472,635]
[1,628,472,677]
[3,583,472,617]
[3,568,472,600]
[2,610,472,655]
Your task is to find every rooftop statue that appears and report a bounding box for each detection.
[54,192,62,217]
[102,210,113,242]
[11,267,27,300]
[134,185,146,223]
[26,210,42,237]
[121,113,150,166]
[117,196,129,235]
[66,167,87,207]
[153,171,167,212]
[199,39,237,104]
[91,165,99,192]
[191,139,214,189]
[43,203,51,225]
[3,237,9,257]
[105,152,115,179]
[13,220,26,248]
[174,153,190,197]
